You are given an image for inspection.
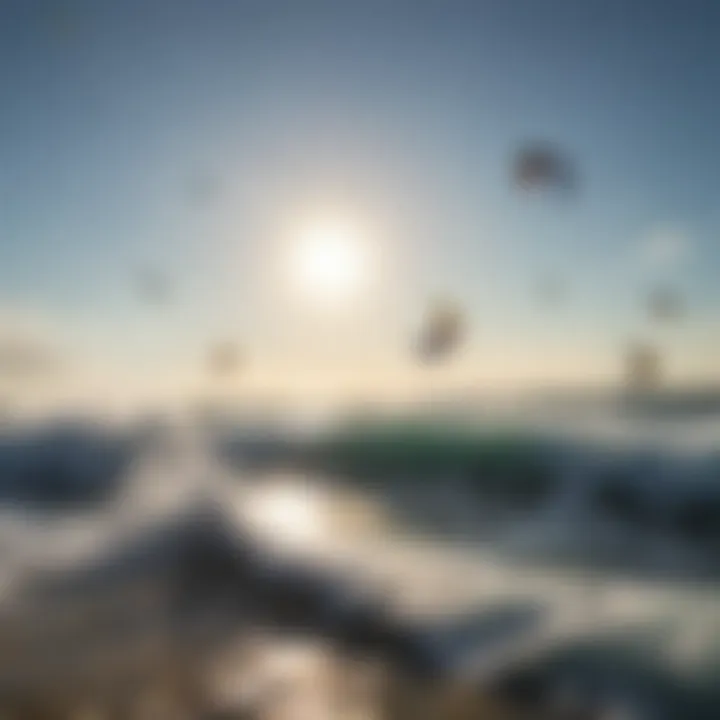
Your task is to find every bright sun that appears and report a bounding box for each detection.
[290,217,368,305]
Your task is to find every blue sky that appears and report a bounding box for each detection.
[0,0,718,404]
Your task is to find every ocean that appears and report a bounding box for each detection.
[0,397,718,718]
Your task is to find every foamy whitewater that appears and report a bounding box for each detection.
[0,399,718,717]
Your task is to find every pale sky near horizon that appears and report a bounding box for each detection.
[1,0,719,408]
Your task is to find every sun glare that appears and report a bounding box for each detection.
[290,217,368,305]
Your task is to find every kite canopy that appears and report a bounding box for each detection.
[415,298,465,363]
[625,343,662,392]
[0,338,59,381]
[186,171,221,206]
[535,274,566,306]
[135,267,171,305]
[512,143,577,194]
[207,342,242,377]
[647,286,683,323]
